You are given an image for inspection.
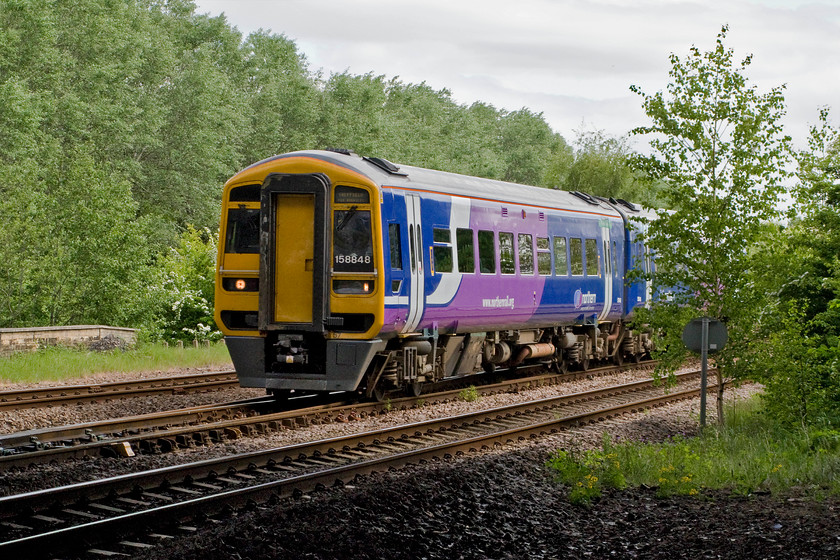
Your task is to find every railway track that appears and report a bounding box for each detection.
[0,362,657,467]
[0,370,240,411]
[0,370,705,558]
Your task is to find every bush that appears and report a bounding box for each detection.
[147,226,221,343]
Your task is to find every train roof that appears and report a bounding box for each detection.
[242,149,650,220]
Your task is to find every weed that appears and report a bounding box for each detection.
[458,385,479,402]
[546,396,840,505]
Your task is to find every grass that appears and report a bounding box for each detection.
[547,396,840,505]
[0,342,233,385]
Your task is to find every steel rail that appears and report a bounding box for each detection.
[1,371,699,511]
[0,376,705,557]
[0,361,661,467]
[0,370,240,411]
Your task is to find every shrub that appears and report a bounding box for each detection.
[147,226,221,343]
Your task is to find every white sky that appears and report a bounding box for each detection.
[193,0,840,149]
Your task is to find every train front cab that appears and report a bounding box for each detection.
[216,165,386,394]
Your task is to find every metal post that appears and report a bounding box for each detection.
[699,316,709,429]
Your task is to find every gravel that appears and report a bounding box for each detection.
[4,366,839,559]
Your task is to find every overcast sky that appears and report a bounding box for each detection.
[193,0,840,149]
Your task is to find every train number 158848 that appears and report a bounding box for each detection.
[334,254,371,265]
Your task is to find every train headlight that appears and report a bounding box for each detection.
[333,279,375,294]
[223,278,259,292]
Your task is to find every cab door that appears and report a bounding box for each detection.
[259,173,329,332]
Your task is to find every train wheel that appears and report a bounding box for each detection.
[406,381,423,398]
[613,352,624,367]
[372,386,388,402]
[580,356,590,371]
[631,352,641,364]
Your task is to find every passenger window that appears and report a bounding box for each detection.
[434,246,453,273]
[570,238,584,276]
[388,224,402,270]
[478,230,495,273]
[537,237,551,276]
[554,236,568,276]
[585,239,599,276]
[456,228,474,273]
[499,232,515,274]
[433,228,453,273]
[518,233,534,275]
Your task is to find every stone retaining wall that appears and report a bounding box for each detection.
[0,326,137,356]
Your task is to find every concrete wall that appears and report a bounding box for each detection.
[0,326,137,356]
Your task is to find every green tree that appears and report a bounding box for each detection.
[749,108,840,427]
[564,127,660,206]
[382,79,459,171]
[319,72,390,156]
[240,30,320,161]
[629,25,792,423]
[497,108,556,185]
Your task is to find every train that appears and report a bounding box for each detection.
[214,149,655,400]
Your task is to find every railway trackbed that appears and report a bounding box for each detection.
[0,371,705,558]
[0,362,657,467]
[0,370,240,411]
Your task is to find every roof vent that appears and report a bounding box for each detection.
[570,191,601,206]
[616,198,640,212]
[325,147,354,156]
[363,156,408,176]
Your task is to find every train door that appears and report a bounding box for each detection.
[259,173,329,332]
[598,222,613,321]
[402,194,425,333]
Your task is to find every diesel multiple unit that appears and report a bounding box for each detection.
[214,149,654,399]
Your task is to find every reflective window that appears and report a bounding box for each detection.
[225,208,260,254]
[499,232,515,274]
[585,238,599,276]
[333,209,374,272]
[478,230,495,273]
[388,223,402,270]
[570,238,584,276]
[537,237,551,276]
[518,233,534,275]
[433,228,453,273]
[434,246,453,273]
[554,237,568,276]
[456,228,474,273]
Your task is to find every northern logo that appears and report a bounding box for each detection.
[574,289,596,309]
